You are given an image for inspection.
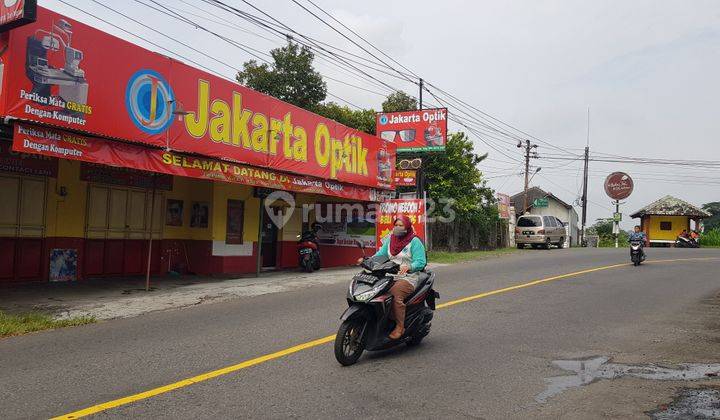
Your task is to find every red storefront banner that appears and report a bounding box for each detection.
[375,199,426,250]
[376,108,447,152]
[0,6,395,190]
[0,0,36,32]
[12,124,383,201]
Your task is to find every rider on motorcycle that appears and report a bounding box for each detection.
[628,225,648,258]
[358,215,426,340]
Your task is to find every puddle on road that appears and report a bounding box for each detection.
[537,356,720,403]
[648,388,720,419]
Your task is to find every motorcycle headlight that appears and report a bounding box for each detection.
[354,283,386,302]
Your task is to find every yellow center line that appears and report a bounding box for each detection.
[52,256,719,419]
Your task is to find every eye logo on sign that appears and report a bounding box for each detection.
[379,115,388,125]
[125,69,175,134]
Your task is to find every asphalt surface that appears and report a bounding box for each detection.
[2,248,720,419]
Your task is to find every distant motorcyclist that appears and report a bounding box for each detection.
[628,225,647,243]
[628,225,647,260]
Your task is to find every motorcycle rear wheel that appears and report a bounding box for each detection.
[334,319,365,366]
[407,322,431,347]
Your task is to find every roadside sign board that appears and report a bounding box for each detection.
[376,108,448,152]
[375,199,426,250]
[497,193,511,219]
[533,197,549,208]
[394,169,417,187]
[604,172,634,200]
[613,212,622,222]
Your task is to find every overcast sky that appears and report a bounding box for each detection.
[44,0,720,228]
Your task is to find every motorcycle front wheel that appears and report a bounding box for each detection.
[300,257,313,272]
[334,318,365,366]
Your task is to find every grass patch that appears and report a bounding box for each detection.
[0,311,95,338]
[700,229,720,247]
[428,247,518,264]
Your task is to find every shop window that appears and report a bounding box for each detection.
[660,221,672,231]
[226,200,244,244]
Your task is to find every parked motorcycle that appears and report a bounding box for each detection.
[297,228,321,272]
[334,242,438,366]
[630,240,645,266]
[675,236,699,248]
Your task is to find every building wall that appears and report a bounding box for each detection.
[525,199,580,245]
[1,157,367,283]
[647,215,690,241]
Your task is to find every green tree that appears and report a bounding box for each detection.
[236,41,327,110]
[423,132,496,224]
[702,202,720,231]
[312,102,376,134]
[587,218,629,247]
[381,90,417,113]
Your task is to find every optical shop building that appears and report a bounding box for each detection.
[0,6,395,284]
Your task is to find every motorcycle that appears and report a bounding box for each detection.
[630,240,645,266]
[334,242,438,366]
[296,229,321,272]
[675,236,699,248]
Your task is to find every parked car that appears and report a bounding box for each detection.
[515,215,566,249]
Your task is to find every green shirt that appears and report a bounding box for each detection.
[373,236,427,272]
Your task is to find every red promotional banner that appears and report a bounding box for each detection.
[376,108,447,152]
[394,169,417,187]
[496,193,511,219]
[12,123,384,201]
[0,138,56,176]
[375,199,426,250]
[0,7,395,190]
[0,0,35,32]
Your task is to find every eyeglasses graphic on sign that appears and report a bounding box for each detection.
[379,129,416,143]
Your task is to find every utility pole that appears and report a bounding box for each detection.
[580,146,589,246]
[418,78,423,110]
[518,139,538,214]
[580,108,590,246]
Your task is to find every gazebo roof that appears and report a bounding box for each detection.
[630,195,711,218]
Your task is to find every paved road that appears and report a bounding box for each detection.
[2,248,720,419]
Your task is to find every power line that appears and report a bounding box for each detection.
[302,0,421,80]
[286,0,418,86]
[59,0,367,112]
[202,0,414,95]
[133,0,393,102]
[57,0,232,79]
[294,0,580,158]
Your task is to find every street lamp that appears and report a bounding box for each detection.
[528,167,541,184]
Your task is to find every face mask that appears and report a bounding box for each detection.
[393,226,406,236]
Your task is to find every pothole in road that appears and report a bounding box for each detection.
[648,388,720,419]
[536,356,720,403]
